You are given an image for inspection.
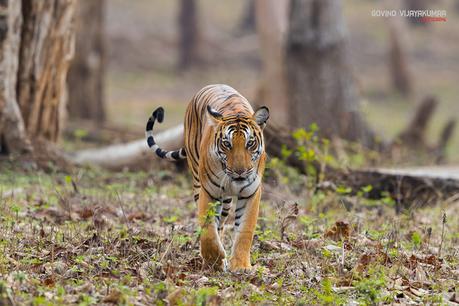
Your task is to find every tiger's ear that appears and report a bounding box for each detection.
[253,106,269,129]
[207,105,223,125]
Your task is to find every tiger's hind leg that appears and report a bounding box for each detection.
[198,189,226,271]
[229,188,261,271]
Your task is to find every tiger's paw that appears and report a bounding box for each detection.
[229,257,251,272]
[202,254,226,271]
[200,240,226,271]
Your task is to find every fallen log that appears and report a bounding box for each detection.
[328,168,459,213]
[69,125,183,169]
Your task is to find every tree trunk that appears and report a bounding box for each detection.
[285,0,375,147]
[236,0,256,34]
[404,0,428,26]
[68,0,106,123]
[17,0,75,142]
[177,0,200,70]
[388,22,412,96]
[254,0,290,125]
[0,0,75,155]
[0,0,31,154]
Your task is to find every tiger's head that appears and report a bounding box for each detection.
[207,105,269,181]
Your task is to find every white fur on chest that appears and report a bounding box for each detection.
[203,173,260,199]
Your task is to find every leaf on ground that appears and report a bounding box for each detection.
[127,211,147,221]
[77,207,94,219]
[355,251,391,272]
[42,276,55,287]
[102,289,122,304]
[324,221,352,241]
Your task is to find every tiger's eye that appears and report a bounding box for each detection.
[223,140,231,148]
[247,139,255,147]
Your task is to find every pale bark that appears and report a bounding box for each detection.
[17,0,76,142]
[254,0,289,125]
[0,0,76,155]
[68,0,106,123]
[0,0,31,154]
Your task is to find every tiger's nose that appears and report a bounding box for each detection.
[234,169,245,175]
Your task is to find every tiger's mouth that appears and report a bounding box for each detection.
[232,177,246,182]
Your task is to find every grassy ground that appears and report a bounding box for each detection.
[1,159,458,305]
[2,2,458,304]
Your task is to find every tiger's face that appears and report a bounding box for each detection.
[207,106,269,181]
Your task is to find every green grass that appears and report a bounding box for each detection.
[0,159,457,304]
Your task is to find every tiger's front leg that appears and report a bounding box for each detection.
[229,188,261,271]
[198,189,226,271]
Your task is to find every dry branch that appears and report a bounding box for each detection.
[396,96,437,148]
[435,119,457,164]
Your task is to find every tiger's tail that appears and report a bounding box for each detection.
[145,107,187,161]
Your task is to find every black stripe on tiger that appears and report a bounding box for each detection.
[145,107,187,161]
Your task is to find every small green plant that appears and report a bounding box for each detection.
[195,286,218,306]
[353,266,387,304]
[163,215,178,224]
[201,201,219,227]
[411,231,422,249]
[73,129,88,140]
[308,278,346,305]
[336,186,352,195]
[381,191,396,207]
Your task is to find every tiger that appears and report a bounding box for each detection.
[145,84,269,271]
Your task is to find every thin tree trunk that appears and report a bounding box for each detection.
[404,0,428,26]
[178,0,200,70]
[68,0,106,123]
[286,0,375,147]
[0,0,31,154]
[254,0,290,125]
[17,0,76,142]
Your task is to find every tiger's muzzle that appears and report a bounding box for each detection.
[225,167,254,181]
